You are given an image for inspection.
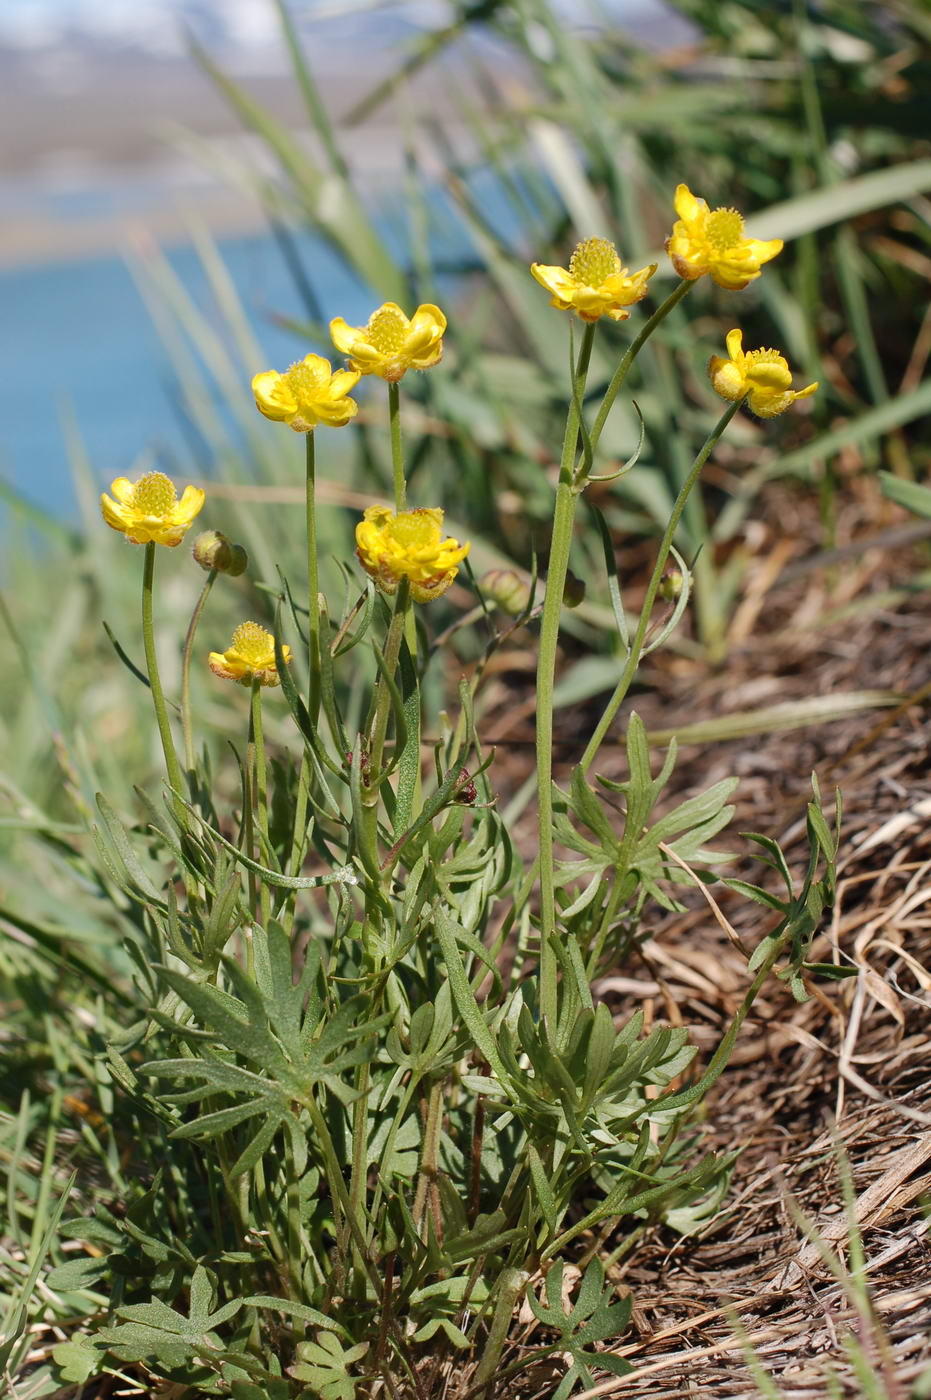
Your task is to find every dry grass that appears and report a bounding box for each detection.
[466,473,931,1397]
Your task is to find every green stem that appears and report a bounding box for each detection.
[181,567,217,775]
[368,578,411,782]
[535,322,595,1030]
[283,432,321,937]
[388,381,405,511]
[581,278,693,472]
[141,543,186,816]
[305,431,321,717]
[579,399,743,772]
[387,379,419,759]
[244,695,258,930]
[283,759,311,936]
[251,679,271,928]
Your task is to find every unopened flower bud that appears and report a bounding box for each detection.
[193,530,248,577]
[562,570,585,608]
[455,768,478,805]
[480,568,532,617]
[659,571,684,601]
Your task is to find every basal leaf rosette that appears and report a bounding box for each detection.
[208,621,291,687]
[666,184,783,290]
[709,329,819,417]
[531,237,657,322]
[330,302,446,383]
[100,471,205,547]
[252,354,360,433]
[355,506,470,603]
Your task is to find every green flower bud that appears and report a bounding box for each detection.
[479,568,532,617]
[562,569,585,608]
[659,570,683,601]
[192,530,248,577]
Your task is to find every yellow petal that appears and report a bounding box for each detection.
[315,397,359,427]
[175,485,206,524]
[300,353,332,380]
[152,523,188,547]
[673,183,704,224]
[530,263,576,301]
[724,328,745,362]
[745,237,783,267]
[750,389,793,419]
[794,380,819,401]
[109,477,135,505]
[347,342,387,370]
[329,369,361,398]
[100,494,134,533]
[408,344,444,369]
[410,303,447,336]
[746,361,792,391]
[708,357,747,402]
[253,370,296,422]
[329,317,362,356]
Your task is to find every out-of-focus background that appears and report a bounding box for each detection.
[0,0,688,516]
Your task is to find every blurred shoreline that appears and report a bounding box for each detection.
[0,3,692,270]
[0,60,473,270]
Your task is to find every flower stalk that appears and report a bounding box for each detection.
[141,542,187,813]
[579,397,745,771]
[181,567,217,775]
[388,381,405,511]
[250,677,272,928]
[535,321,596,1031]
[305,432,321,717]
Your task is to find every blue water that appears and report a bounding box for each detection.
[0,168,540,527]
[0,230,379,522]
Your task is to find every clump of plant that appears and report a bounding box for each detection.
[36,188,840,1399]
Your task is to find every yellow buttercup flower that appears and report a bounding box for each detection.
[100,471,205,547]
[329,302,446,382]
[355,506,470,604]
[709,329,819,418]
[666,184,783,290]
[252,354,360,433]
[208,621,292,687]
[531,237,656,323]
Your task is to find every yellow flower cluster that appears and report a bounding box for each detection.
[355,506,469,604]
[100,471,205,547]
[709,329,818,418]
[528,184,815,418]
[208,621,291,688]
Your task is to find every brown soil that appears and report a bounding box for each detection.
[471,473,931,1398]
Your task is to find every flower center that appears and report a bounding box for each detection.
[131,471,177,517]
[231,621,275,667]
[705,208,745,251]
[746,348,783,365]
[286,358,326,406]
[569,237,622,286]
[388,510,440,551]
[366,305,409,355]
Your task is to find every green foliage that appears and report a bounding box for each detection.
[527,1259,633,1398]
[11,0,925,1393]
